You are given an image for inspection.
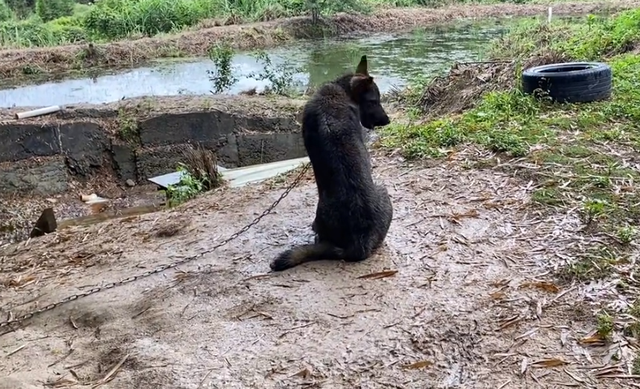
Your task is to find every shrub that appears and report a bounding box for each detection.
[0,0,14,22]
[35,0,74,22]
[5,0,33,19]
[84,0,218,40]
[0,14,86,47]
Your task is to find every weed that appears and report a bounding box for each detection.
[581,198,611,225]
[182,145,224,191]
[164,146,223,207]
[208,41,238,94]
[35,0,74,22]
[634,355,640,376]
[0,1,13,22]
[0,0,615,48]
[116,108,139,143]
[249,50,303,96]
[531,188,563,206]
[80,0,370,41]
[21,64,39,75]
[165,164,207,207]
[624,299,640,341]
[489,9,640,61]
[557,247,618,282]
[596,311,614,339]
[616,225,636,244]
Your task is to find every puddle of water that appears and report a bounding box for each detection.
[0,16,587,108]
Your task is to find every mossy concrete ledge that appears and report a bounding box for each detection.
[0,95,307,196]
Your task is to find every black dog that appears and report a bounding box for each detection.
[270,55,393,271]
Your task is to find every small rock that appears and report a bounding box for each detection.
[126,179,136,187]
[29,207,57,238]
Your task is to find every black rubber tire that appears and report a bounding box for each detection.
[521,62,612,103]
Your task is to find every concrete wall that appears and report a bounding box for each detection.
[0,96,307,196]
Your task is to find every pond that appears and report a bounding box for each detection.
[0,18,522,108]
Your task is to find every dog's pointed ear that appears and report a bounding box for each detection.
[349,74,372,101]
[355,55,368,76]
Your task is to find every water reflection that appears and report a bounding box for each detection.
[0,19,511,108]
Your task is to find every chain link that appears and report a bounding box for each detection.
[0,163,310,329]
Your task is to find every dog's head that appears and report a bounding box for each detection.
[348,55,390,131]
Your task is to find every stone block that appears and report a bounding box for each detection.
[236,132,306,166]
[138,110,300,148]
[0,157,68,195]
[139,111,233,147]
[216,134,239,167]
[0,123,60,163]
[111,143,137,181]
[59,122,109,175]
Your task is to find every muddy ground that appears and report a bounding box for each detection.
[0,149,634,388]
[1,1,640,82]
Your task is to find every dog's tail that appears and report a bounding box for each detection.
[270,242,345,271]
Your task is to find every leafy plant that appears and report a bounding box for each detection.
[35,0,74,22]
[165,164,206,207]
[164,146,224,207]
[249,50,302,96]
[0,0,14,22]
[208,41,238,94]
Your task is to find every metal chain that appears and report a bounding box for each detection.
[0,163,310,329]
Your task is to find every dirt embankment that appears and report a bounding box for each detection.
[1,1,639,82]
[0,95,305,245]
[413,56,560,118]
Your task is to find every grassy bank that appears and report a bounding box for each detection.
[0,0,631,48]
[0,2,632,83]
[381,7,640,338]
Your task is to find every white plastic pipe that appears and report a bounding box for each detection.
[15,105,61,119]
[548,7,553,23]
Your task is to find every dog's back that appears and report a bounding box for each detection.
[270,56,393,272]
[302,79,374,200]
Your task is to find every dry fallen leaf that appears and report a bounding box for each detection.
[357,270,398,280]
[403,360,433,370]
[531,358,569,368]
[4,274,36,287]
[520,357,529,375]
[292,368,311,379]
[578,334,606,345]
[451,209,480,219]
[490,279,510,288]
[519,281,560,294]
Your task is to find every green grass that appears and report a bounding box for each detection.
[382,51,640,158]
[381,7,640,267]
[381,8,640,346]
[382,51,640,233]
[0,0,377,47]
[488,10,640,61]
[0,0,619,48]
